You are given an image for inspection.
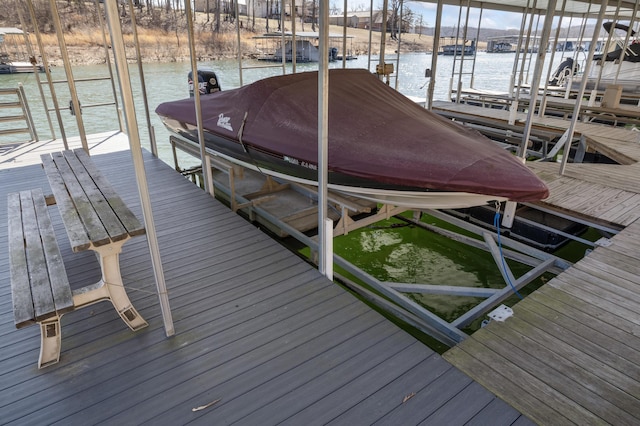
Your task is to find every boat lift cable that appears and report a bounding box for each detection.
[237,111,266,176]
[494,203,523,300]
[237,111,249,153]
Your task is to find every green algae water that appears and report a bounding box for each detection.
[317,210,594,347]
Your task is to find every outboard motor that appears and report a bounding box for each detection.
[549,58,577,87]
[188,69,221,97]
[329,47,338,61]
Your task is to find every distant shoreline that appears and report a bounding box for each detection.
[19,23,440,67]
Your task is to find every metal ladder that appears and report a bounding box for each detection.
[22,0,124,152]
[448,1,481,103]
[0,85,37,142]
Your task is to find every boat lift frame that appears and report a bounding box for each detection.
[169,134,572,347]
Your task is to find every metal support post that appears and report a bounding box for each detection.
[103,0,174,337]
[317,0,331,278]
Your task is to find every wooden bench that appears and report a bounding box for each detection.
[8,149,149,368]
[8,188,74,368]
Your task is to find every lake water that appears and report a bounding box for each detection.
[1,51,567,161]
[1,52,579,339]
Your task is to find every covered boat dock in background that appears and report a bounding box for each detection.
[3,0,640,423]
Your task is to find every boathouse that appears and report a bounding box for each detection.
[2,0,640,424]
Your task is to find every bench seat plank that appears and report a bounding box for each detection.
[73,149,145,237]
[61,150,128,242]
[41,150,146,252]
[8,192,35,328]
[32,189,74,317]
[50,151,111,247]
[20,190,55,323]
[41,154,92,252]
[9,189,73,328]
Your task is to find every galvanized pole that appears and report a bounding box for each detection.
[291,0,296,73]
[103,0,174,337]
[48,0,89,153]
[614,1,639,83]
[501,0,557,229]
[185,0,215,196]
[318,0,332,279]
[559,0,607,175]
[343,0,348,68]
[127,0,157,156]
[16,2,50,140]
[539,0,567,117]
[517,0,557,159]
[394,0,403,90]
[236,0,244,86]
[367,1,373,71]
[95,0,124,133]
[281,10,287,73]
[426,0,443,110]
[378,0,388,79]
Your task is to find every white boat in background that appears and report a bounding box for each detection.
[254,31,354,63]
[586,22,640,92]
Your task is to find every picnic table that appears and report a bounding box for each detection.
[41,148,149,325]
[8,148,148,368]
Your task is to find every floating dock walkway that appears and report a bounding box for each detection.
[444,218,640,425]
[0,136,527,424]
[433,100,640,424]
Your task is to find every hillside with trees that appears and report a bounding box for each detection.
[1,0,560,65]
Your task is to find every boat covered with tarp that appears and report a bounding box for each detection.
[156,68,548,209]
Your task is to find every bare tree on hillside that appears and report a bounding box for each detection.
[387,0,413,40]
[265,0,270,32]
[251,0,256,31]
[227,0,236,23]
[388,0,401,40]
[215,0,221,32]
[300,0,306,31]
[416,13,424,38]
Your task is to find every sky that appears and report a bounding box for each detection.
[334,1,535,31]
[402,3,525,30]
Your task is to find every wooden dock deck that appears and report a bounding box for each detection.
[432,101,640,228]
[433,100,640,424]
[0,146,528,424]
[0,130,130,170]
[444,217,640,425]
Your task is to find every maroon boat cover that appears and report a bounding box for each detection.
[156,69,548,201]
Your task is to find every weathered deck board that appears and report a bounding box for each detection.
[527,162,640,228]
[0,148,528,425]
[445,219,640,424]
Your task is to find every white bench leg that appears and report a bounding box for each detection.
[73,239,148,331]
[39,317,61,369]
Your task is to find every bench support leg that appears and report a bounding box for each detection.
[73,239,148,331]
[39,317,62,369]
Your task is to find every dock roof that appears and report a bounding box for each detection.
[416,0,639,19]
